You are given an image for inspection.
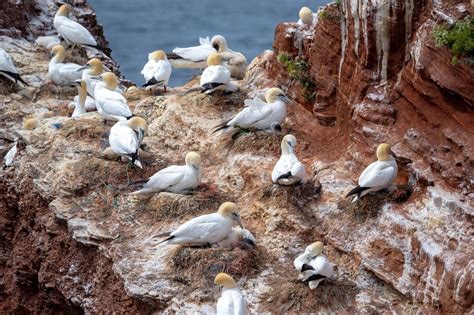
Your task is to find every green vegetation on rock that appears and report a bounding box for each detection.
[433,16,474,64]
[277,52,315,101]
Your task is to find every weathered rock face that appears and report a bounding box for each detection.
[0,0,473,314]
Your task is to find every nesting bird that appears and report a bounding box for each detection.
[71,80,88,117]
[298,7,314,26]
[48,45,83,85]
[213,227,256,249]
[131,152,202,194]
[93,72,133,121]
[0,48,28,86]
[141,50,172,93]
[200,53,231,94]
[294,242,334,289]
[159,202,244,246]
[272,135,307,185]
[77,58,104,97]
[345,143,398,202]
[54,4,103,52]
[109,116,148,169]
[214,273,249,315]
[214,88,292,134]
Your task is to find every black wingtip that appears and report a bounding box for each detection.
[303,274,327,283]
[277,171,293,181]
[345,185,369,198]
[201,82,224,93]
[158,235,174,244]
[126,114,135,120]
[212,120,230,134]
[0,70,29,86]
[301,263,314,272]
[85,44,111,57]
[166,52,181,60]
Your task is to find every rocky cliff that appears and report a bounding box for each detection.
[0,0,472,313]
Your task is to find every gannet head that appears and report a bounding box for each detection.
[100,72,119,90]
[299,7,313,25]
[127,116,148,134]
[88,58,103,75]
[265,88,292,103]
[77,79,87,104]
[376,143,392,161]
[214,273,237,289]
[51,45,66,61]
[57,4,72,17]
[211,35,228,52]
[218,202,243,229]
[185,151,201,169]
[306,241,324,257]
[206,52,222,66]
[281,134,297,154]
[149,50,166,61]
[23,117,37,130]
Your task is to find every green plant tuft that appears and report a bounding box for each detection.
[277,52,315,101]
[433,16,474,64]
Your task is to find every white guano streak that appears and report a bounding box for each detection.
[338,0,349,84]
[351,0,360,57]
[404,0,414,61]
[375,0,391,83]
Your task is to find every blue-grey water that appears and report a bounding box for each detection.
[89,0,328,86]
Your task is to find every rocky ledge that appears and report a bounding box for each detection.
[0,0,473,313]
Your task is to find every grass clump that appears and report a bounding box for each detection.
[277,53,315,101]
[433,16,474,64]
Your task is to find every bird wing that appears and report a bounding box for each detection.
[172,42,216,62]
[358,162,396,188]
[199,36,211,45]
[291,161,307,180]
[97,90,132,117]
[153,60,171,82]
[217,293,233,315]
[294,252,310,271]
[58,63,83,82]
[55,17,97,46]
[310,255,334,278]
[171,214,227,243]
[0,49,18,73]
[227,99,272,128]
[141,60,155,82]
[221,51,247,66]
[200,66,230,86]
[4,143,17,167]
[109,124,138,155]
[143,165,185,190]
[232,290,247,315]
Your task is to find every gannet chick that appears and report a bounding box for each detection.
[200,53,231,94]
[23,117,37,130]
[71,80,88,117]
[215,273,249,315]
[54,4,103,52]
[141,50,172,93]
[0,49,28,86]
[131,152,202,194]
[214,88,292,134]
[346,143,398,202]
[294,242,334,289]
[3,142,18,168]
[77,58,104,97]
[109,116,148,169]
[48,45,83,85]
[213,227,256,249]
[298,7,314,26]
[159,202,244,246]
[94,72,133,121]
[272,135,307,185]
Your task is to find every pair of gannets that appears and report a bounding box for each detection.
[215,273,249,315]
[48,45,83,85]
[168,35,247,79]
[93,72,133,121]
[54,4,103,52]
[0,49,28,86]
[141,50,172,92]
[200,53,231,94]
[159,202,244,246]
[109,116,148,168]
[214,88,292,134]
[131,152,202,194]
[346,143,398,202]
[294,242,334,289]
[272,135,308,185]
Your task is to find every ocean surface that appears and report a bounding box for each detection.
[89,0,328,86]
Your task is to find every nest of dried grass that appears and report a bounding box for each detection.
[168,246,264,294]
[228,130,289,154]
[339,191,391,221]
[59,118,108,140]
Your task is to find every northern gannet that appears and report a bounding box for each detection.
[214,273,249,315]
[93,72,133,121]
[346,143,398,202]
[109,116,148,169]
[272,134,308,185]
[3,142,18,168]
[294,242,334,289]
[48,45,83,85]
[213,227,256,249]
[0,49,28,86]
[298,7,314,26]
[77,58,103,97]
[131,152,202,194]
[71,80,88,117]
[54,4,103,52]
[200,53,231,94]
[141,50,172,93]
[214,88,292,134]
[159,202,244,246]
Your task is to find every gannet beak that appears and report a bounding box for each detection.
[212,43,219,51]
[90,75,102,81]
[77,64,91,72]
[236,215,244,229]
[282,95,294,104]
